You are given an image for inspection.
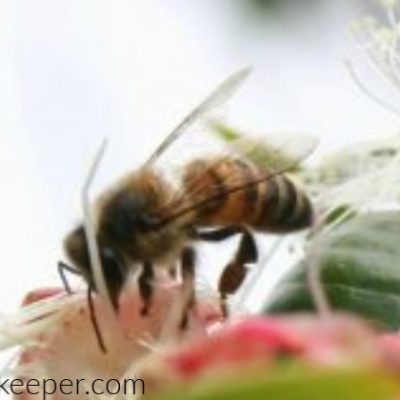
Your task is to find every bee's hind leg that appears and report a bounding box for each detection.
[218,229,258,317]
[191,226,242,242]
[180,246,196,329]
[190,226,257,317]
[138,261,155,316]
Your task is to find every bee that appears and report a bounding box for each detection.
[60,67,315,344]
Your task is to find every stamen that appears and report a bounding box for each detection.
[81,138,122,353]
[344,59,400,118]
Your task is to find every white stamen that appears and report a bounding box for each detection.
[344,59,400,118]
[305,214,331,318]
[81,138,122,352]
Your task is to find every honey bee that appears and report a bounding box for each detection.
[60,67,315,341]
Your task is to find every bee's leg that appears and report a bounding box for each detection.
[138,261,155,316]
[180,246,196,329]
[57,260,81,294]
[168,264,178,280]
[218,229,258,317]
[191,226,256,317]
[190,226,242,241]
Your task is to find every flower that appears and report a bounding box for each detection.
[10,275,222,400]
[135,314,400,397]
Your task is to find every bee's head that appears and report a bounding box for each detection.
[63,225,127,311]
[98,190,162,248]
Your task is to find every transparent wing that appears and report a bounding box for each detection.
[144,66,252,167]
[211,123,318,173]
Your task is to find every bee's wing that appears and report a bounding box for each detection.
[212,125,318,173]
[144,66,252,167]
[160,133,318,226]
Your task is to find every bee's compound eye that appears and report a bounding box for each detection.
[101,247,120,270]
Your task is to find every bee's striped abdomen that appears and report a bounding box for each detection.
[183,157,313,233]
[253,175,313,232]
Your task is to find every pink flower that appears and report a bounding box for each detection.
[11,282,400,400]
[13,277,222,400]
[139,314,396,389]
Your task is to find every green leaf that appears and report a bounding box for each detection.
[151,368,398,400]
[265,212,400,330]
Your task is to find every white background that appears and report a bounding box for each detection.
[0,0,399,379]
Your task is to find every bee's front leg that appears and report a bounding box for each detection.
[138,261,155,316]
[57,260,81,294]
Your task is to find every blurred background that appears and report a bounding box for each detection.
[0,0,399,314]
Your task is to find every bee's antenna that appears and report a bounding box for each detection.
[87,283,106,353]
[81,137,121,353]
[58,259,107,352]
